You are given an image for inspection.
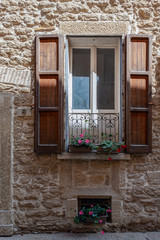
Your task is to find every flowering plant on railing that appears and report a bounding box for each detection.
[98,133,126,154]
[73,204,111,234]
[69,131,98,150]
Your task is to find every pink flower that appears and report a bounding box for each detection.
[79,211,83,215]
[78,140,82,144]
[89,211,93,215]
[91,205,93,207]
[108,157,112,161]
[99,220,103,223]
[85,139,90,143]
[107,209,111,213]
[80,134,84,138]
[101,231,104,235]
[83,130,85,133]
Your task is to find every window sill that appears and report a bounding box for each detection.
[57,152,130,161]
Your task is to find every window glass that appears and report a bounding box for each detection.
[97,48,115,109]
[72,49,90,109]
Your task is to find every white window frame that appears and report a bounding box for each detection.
[68,37,120,114]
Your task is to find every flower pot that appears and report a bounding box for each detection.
[69,145,92,153]
[97,146,118,154]
[84,216,107,225]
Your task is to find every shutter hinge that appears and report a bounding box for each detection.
[148,102,154,106]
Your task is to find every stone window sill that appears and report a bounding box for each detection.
[57,152,130,161]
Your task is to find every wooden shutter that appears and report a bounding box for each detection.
[35,35,64,153]
[125,35,152,154]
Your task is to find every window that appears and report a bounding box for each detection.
[35,34,152,154]
[68,37,120,114]
[78,197,112,223]
[68,37,121,145]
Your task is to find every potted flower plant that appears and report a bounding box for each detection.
[73,204,111,234]
[97,133,126,154]
[69,131,97,153]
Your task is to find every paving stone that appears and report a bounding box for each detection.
[0,232,159,240]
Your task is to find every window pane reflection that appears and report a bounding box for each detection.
[97,48,115,109]
[72,49,90,109]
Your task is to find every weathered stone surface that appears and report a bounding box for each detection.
[74,172,88,187]
[60,21,129,35]
[0,211,13,225]
[0,93,13,236]
[139,9,152,19]
[88,175,105,186]
[66,199,77,218]
[56,2,89,14]
[147,171,160,179]
[0,225,13,237]
[0,0,159,236]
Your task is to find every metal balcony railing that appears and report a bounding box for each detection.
[68,113,119,144]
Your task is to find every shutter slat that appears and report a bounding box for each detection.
[130,71,149,75]
[125,35,152,154]
[35,35,64,153]
[39,71,60,75]
[40,75,58,107]
[38,107,59,112]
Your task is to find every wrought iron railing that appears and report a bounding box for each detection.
[68,113,119,144]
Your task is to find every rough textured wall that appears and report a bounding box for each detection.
[0,0,160,234]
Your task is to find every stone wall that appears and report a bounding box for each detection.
[0,0,160,235]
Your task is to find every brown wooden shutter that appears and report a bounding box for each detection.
[35,35,64,153]
[125,35,152,154]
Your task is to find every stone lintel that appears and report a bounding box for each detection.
[64,187,120,199]
[60,21,129,35]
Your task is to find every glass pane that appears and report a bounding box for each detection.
[72,49,90,109]
[97,48,115,109]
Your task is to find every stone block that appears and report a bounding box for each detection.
[73,161,89,172]
[0,211,13,225]
[0,67,31,87]
[88,175,105,186]
[139,9,151,19]
[59,161,72,188]
[0,93,12,210]
[66,199,77,218]
[74,173,88,187]
[0,225,13,236]
[60,21,129,35]
[112,200,122,224]
[147,171,160,179]
[42,200,62,209]
[16,107,32,117]
[57,2,89,14]
[111,162,120,192]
